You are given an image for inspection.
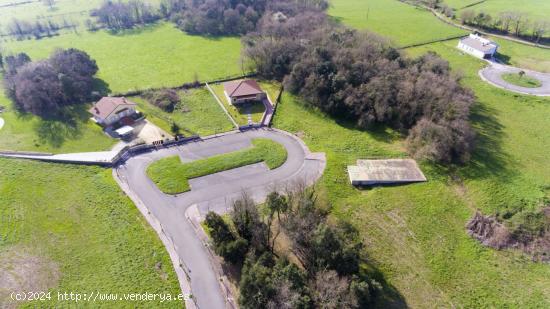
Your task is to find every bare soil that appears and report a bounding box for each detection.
[467,210,550,262]
[0,246,60,309]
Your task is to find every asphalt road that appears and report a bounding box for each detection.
[480,62,550,96]
[114,128,326,309]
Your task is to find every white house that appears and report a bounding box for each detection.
[89,97,138,127]
[457,33,498,59]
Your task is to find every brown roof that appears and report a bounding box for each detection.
[223,80,264,98]
[89,97,136,119]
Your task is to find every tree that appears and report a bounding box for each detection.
[231,192,269,253]
[145,89,180,112]
[265,192,289,252]
[43,0,56,9]
[460,9,476,25]
[3,49,99,116]
[204,211,248,264]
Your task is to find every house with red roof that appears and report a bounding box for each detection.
[88,97,138,127]
[223,79,266,105]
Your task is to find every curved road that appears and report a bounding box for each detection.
[480,62,550,96]
[114,128,326,309]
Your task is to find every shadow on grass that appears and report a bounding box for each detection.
[335,117,404,145]
[106,22,161,36]
[33,104,92,148]
[460,102,516,180]
[30,79,110,149]
[495,52,511,65]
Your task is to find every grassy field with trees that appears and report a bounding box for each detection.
[328,0,467,46]
[1,23,243,93]
[147,138,287,194]
[130,88,234,137]
[0,158,181,308]
[448,0,550,21]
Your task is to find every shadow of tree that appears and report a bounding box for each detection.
[459,101,516,180]
[494,52,511,65]
[31,78,111,148]
[335,117,405,145]
[107,22,161,36]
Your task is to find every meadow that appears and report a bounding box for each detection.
[328,0,467,46]
[147,138,287,194]
[0,158,181,308]
[0,22,243,93]
[446,0,550,21]
[130,88,235,137]
[0,91,116,154]
[274,1,550,307]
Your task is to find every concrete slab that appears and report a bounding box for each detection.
[348,159,427,186]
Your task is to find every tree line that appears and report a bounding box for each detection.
[205,187,380,309]
[91,0,161,31]
[91,0,329,35]
[5,17,77,40]
[244,11,475,164]
[460,9,549,43]
[2,49,99,117]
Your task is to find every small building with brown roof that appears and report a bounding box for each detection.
[223,79,266,105]
[89,97,138,126]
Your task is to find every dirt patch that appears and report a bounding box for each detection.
[467,209,550,262]
[0,247,60,309]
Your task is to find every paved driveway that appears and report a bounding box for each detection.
[114,128,326,309]
[479,62,550,96]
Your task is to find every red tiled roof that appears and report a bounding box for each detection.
[223,80,264,98]
[88,97,136,119]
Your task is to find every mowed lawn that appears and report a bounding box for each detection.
[0,92,116,154]
[0,0,106,31]
[147,138,287,194]
[0,159,182,308]
[329,0,467,46]
[492,37,550,72]
[0,23,243,93]
[130,88,234,137]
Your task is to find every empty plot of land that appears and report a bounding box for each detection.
[348,159,427,185]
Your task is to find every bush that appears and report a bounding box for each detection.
[145,89,180,112]
[245,15,475,164]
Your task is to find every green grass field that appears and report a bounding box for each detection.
[501,72,543,88]
[0,0,106,32]
[329,0,467,46]
[0,22,243,93]
[492,37,550,72]
[0,92,116,154]
[448,0,550,21]
[147,138,287,194]
[274,79,550,308]
[209,80,280,126]
[270,31,550,306]
[0,159,181,308]
[130,88,234,137]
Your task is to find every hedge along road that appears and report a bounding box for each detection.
[114,128,326,309]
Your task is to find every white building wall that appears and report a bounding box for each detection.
[457,41,486,58]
